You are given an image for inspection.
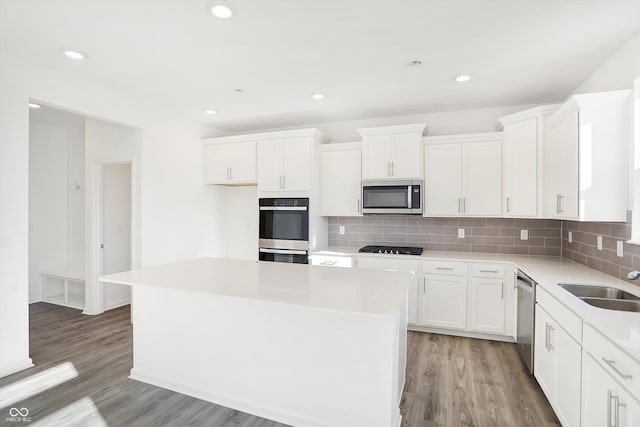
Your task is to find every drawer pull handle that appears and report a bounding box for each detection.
[436,267,454,271]
[602,358,633,380]
[480,270,499,273]
[320,261,337,265]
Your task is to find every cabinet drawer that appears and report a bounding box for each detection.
[422,260,467,276]
[583,323,640,400]
[536,286,582,342]
[310,255,354,268]
[471,263,506,278]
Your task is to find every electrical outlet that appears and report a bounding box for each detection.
[520,229,528,240]
[617,241,624,257]
[339,225,345,235]
[597,235,603,251]
[568,231,573,243]
[458,228,465,239]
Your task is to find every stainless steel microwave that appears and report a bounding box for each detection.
[361,179,423,214]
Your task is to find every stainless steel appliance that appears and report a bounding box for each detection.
[358,245,423,256]
[259,198,309,264]
[516,269,537,373]
[361,179,422,214]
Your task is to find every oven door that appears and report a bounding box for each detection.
[259,206,309,250]
[259,248,309,264]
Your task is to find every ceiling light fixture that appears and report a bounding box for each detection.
[455,75,471,82]
[311,93,325,100]
[204,109,218,115]
[28,103,41,109]
[408,60,423,67]
[233,88,244,93]
[62,49,88,60]
[208,1,235,19]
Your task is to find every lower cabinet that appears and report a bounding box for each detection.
[469,277,505,334]
[534,304,582,427]
[582,353,640,427]
[420,274,467,329]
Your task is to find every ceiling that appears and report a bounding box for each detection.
[2,0,640,133]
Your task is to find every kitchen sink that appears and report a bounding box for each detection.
[558,283,640,301]
[558,283,640,312]
[579,297,640,313]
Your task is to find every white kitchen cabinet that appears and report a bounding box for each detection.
[469,277,505,334]
[546,90,630,221]
[203,141,256,185]
[582,353,640,427]
[496,106,558,217]
[358,123,427,180]
[357,257,419,325]
[258,137,311,193]
[321,143,362,216]
[424,133,502,216]
[420,274,467,330]
[534,304,582,427]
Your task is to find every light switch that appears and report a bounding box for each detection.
[568,231,573,243]
[617,241,624,257]
[520,229,528,240]
[597,235,603,251]
[458,228,465,238]
[339,225,345,235]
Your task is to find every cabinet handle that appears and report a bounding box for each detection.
[423,277,426,293]
[548,325,554,350]
[357,199,360,213]
[544,323,549,350]
[556,194,561,214]
[279,176,283,189]
[436,267,454,271]
[229,167,232,180]
[501,282,504,300]
[480,270,499,273]
[513,272,517,290]
[607,390,613,427]
[226,168,230,179]
[391,161,394,176]
[559,195,564,213]
[506,197,511,213]
[602,358,633,380]
[607,390,626,427]
[463,197,466,213]
[458,197,461,213]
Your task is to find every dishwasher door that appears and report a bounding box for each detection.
[516,270,536,373]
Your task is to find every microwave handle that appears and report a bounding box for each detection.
[407,186,412,209]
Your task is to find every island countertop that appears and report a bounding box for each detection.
[100,257,412,316]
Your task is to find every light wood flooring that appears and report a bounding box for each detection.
[0,303,559,427]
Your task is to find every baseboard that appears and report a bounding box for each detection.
[129,370,341,427]
[103,299,131,311]
[408,324,516,343]
[28,298,43,304]
[0,358,34,379]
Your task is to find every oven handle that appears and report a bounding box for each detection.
[259,248,307,255]
[259,206,308,211]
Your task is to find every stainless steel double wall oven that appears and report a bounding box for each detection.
[258,198,309,264]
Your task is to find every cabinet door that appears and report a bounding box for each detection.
[534,305,555,400]
[582,353,640,427]
[469,277,505,334]
[462,141,502,216]
[257,141,283,192]
[424,144,462,215]
[228,141,256,183]
[204,144,230,184]
[503,119,537,216]
[420,274,467,329]
[552,321,582,427]
[362,135,392,180]
[391,132,422,178]
[322,149,362,216]
[281,138,311,192]
[549,112,579,219]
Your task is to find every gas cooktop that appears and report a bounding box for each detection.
[358,245,423,256]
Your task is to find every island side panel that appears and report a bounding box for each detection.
[129,285,406,427]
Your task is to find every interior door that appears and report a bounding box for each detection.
[424,144,462,215]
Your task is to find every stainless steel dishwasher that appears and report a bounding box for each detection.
[516,270,537,373]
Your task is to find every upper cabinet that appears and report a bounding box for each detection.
[546,90,630,221]
[496,105,559,218]
[256,128,330,197]
[424,133,502,217]
[203,140,257,185]
[321,142,362,216]
[358,123,427,180]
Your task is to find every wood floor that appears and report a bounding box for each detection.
[0,303,559,427]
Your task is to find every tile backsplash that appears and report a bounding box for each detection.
[328,216,561,256]
[561,212,640,284]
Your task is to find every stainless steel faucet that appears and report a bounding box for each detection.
[627,271,640,280]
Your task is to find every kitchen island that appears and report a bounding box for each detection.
[100,257,411,427]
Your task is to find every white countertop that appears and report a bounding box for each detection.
[100,257,412,316]
[312,247,640,362]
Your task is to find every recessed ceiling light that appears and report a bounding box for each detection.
[62,49,88,60]
[408,60,423,67]
[28,103,41,109]
[455,75,471,82]
[204,109,217,115]
[311,93,325,100]
[233,88,244,93]
[208,1,235,19]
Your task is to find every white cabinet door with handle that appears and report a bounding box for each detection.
[462,141,502,216]
[321,147,362,216]
[424,144,462,215]
[420,274,467,329]
[469,277,505,334]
